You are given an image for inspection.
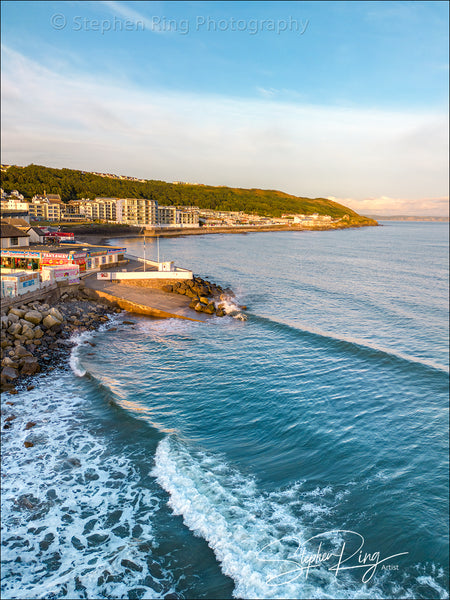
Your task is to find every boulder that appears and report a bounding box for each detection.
[20,357,40,375]
[199,296,209,305]
[42,314,63,329]
[194,302,204,312]
[33,326,44,339]
[0,339,10,350]
[7,323,22,336]
[204,303,216,315]
[48,308,64,322]
[21,326,35,341]
[9,308,26,318]
[1,316,9,329]
[24,310,43,325]
[15,345,32,358]
[2,357,19,369]
[216,308,226,317]
[162,284,173,293]
[1,366,19,382]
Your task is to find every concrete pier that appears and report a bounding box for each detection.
[83,260,211,322]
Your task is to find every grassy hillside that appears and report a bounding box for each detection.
[1,164,376,225]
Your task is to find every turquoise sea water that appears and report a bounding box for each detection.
[1,222,449,599]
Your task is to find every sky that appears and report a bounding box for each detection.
[1,1,448,216]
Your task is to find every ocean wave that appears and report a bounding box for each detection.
[68,313,124,378]
[152,436,392,599]
[249,314,449,376]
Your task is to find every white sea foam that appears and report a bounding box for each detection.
[218,294,248,320]
[68,330,91,376]
[415,575,449,599]
[1,372,174,599]
[68,313,122,377]
[152,437,386,599]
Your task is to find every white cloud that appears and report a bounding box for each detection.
[1,46,448,215]
[328,196,449,217]
[102,0,163,32]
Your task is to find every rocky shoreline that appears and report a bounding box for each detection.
[1,287,122,396]
[1,274,242,396]
[161,276,245,317]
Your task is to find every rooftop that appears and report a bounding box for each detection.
[0,222,30,238]
[1,243,126,254]
[2,217,30,228]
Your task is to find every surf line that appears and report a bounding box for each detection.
[258,530,408,585]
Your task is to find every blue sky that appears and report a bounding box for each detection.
[1,0,448,215]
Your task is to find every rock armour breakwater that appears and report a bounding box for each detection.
[1,287,121,394]
[1,276,242,393]
[162,276,244,317]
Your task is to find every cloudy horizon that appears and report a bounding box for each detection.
[1,1,448,216]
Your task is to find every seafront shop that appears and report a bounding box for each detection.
[0,245,126,272]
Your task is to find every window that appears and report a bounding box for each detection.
[11,237,19,246]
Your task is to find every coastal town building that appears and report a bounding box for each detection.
[1,217,47,244]
[115,197,158,226]
[1,270,41,298]
[292,214,335,226]
[1,186,338,231]
[0,223,30,248]
[157,205,178,226]
[0,195,29,212]
[80,197,118,222]
[0,244,126,273]
[179,208,199,227]
[0,209,30,223]
[29,194,65,222]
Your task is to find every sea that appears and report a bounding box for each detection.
[1,221,449,600]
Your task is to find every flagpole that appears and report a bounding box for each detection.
[143,227,146,272]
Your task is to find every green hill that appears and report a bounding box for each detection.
[1,164,376,226]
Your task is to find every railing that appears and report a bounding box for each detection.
[97,269,193,281]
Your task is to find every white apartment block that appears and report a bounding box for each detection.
[80,198,118,221]
[158,206,200,227]
[23,194,199,227]
[158,206,180,226]
[29,196,64,222]
[0,198,30,211]
[115,198,158,226]
[179,209,199,227]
